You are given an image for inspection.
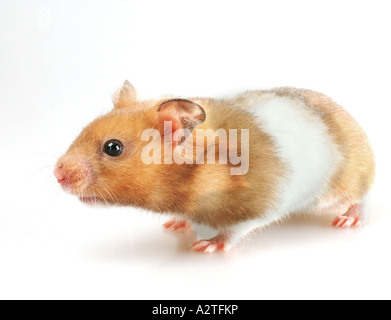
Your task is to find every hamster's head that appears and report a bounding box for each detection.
[54,81,206,206]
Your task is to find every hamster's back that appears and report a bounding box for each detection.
[230,87,375,214]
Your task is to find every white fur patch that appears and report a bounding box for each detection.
[359,191,371,224]
[252,94,343,217]
[219,94,344,247]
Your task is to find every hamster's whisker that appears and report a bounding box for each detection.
[45,179,58,191]
[28,150,59,159]
[101,181,120,206]
[36,136,63,156]
[46,179,61,191]
[96,189,110,206]
[31,164,55,177]
[54,184,62,198]
[41,173,56,181]
[128,233,135,255]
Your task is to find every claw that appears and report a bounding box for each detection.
[332,204,361,228]
[192,236,227,253]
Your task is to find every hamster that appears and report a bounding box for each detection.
[54,81,375,253]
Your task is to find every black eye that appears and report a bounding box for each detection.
[103,140,123,157]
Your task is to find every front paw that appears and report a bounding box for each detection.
[163,218,192,233]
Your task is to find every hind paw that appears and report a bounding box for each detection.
[332,204,361,228]
[332,215,361,228]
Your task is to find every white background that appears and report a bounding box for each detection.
[1,0,390,300]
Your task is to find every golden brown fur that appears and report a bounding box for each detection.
[59,95,284,229]
[56,83,374,232]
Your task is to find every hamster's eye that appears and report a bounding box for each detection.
[103,140,123,157]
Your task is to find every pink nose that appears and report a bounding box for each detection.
[54,165,67,184]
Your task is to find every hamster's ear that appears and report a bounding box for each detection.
[157,99,206,143]
[113,80,137,109]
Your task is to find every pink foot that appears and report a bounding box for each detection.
[163,219,192,232]
[332,204,361,228]
[192,235,228,253]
